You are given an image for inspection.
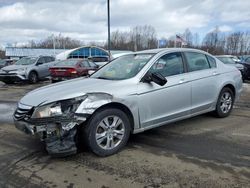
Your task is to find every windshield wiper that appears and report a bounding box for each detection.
[96,76,111,80]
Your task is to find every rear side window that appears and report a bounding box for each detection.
[82,61,90,67]
[37,57,45,64]
[149,52,184,77]
[44,56,54,63]
[185,52,210,72]
[206,55,216,68]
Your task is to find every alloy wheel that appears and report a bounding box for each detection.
[220,91,232,114]
[95,116,125,150]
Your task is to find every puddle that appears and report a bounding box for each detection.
[0,103,17,123]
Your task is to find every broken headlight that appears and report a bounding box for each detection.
[31,95,87,118]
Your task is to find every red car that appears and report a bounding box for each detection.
[49,59,99,82]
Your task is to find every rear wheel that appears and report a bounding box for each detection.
[28,71,38,84]
[214,87,234,118]
[83,108,131,156]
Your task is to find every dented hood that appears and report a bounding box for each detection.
[20,78,131,107]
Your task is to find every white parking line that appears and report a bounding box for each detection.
[232,133,250,137]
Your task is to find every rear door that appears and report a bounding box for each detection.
[36,57,47,78]
[183,52,219,114]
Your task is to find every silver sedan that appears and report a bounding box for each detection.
[14,48,242,157]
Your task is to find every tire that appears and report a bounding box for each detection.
[83,108,131,156]
[214,87,234,118]
[28,71,38,84]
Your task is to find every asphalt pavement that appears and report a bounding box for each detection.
[0,81,249,188]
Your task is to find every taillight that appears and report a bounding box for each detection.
[68,68,77,74]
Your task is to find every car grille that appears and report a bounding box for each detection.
[14,103,34,120]
[0,73,17,76]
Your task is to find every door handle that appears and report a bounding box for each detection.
[179,78,186,84]
[212,71,219,76]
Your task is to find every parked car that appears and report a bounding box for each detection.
[239,55,250,62]
[49,59,99,82]
[229,55,241,63]
[216,55,247,80]
[88,56,110,67]
[0,59,16,69]
[14,48,242,157]
[240,56,250,80]
[0,56,55,84]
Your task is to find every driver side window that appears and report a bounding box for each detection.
[149,52,184,77]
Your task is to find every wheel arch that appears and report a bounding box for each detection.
[89,102,135,132]
[28,69,39,78]
[222,83,236,97]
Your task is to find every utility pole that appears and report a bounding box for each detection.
[52,34,55,56]
[107,0,111,58]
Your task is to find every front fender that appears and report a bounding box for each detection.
[75,93,113,114]
[75,92,140,132]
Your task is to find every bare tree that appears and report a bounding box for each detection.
[131,25,157,51]
[23,34,83,49]
[183,28,193,47]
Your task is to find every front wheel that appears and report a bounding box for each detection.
[83,108,131,156]
[28,71,38,84]
[214,87,234,118]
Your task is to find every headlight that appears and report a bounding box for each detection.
[32,95,87,118]
[10,68,27,74]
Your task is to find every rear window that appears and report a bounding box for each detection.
[55,60,79,66]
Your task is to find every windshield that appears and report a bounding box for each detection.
[217,57,235,64]
[15,57,37,65]
[91,54,154,80]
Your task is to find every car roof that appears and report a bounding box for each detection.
[136,48,211,55]
[215,55,236,58]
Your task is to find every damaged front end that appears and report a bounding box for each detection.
[13,96,89,156]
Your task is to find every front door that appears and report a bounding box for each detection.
[137,52,191,129]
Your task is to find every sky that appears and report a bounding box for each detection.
[0,0,249,48]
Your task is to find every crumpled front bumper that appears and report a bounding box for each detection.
[14,114,87,157]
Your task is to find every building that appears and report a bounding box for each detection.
[56,46,110,61]
[5,47,67,59]
[5,46,132,61]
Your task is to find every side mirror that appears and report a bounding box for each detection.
[142,72,167,86]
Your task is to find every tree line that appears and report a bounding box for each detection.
[5,25,250,57]
[105,25,250,55]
